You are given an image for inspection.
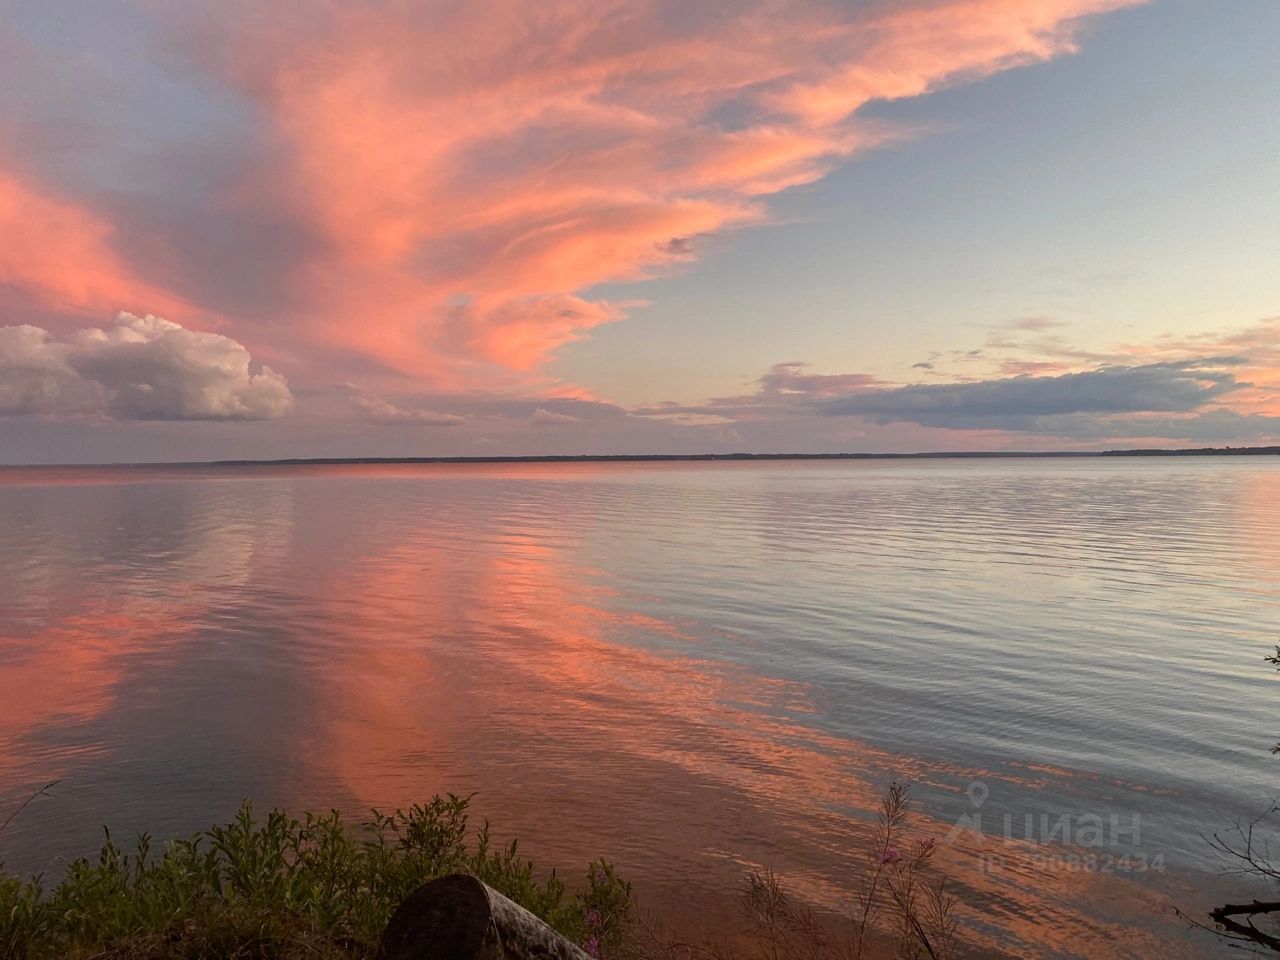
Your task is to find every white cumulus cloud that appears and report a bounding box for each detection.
[0,312,292,420]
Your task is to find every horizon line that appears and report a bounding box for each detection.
[4,446,1280,469]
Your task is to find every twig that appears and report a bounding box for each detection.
[0,779,60,836]
[885,877,938,960]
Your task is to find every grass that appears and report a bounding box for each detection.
[0,794,631,960]
[0,784,957,960]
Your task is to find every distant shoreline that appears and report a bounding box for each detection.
[4,445,1279,469]
[1098,445,1280,457]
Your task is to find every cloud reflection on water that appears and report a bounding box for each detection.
[1,461,1270,958]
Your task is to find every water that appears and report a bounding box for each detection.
[2,458,1278,957]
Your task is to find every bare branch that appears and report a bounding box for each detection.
[0,780,60,837]
[1207,901,1280,952]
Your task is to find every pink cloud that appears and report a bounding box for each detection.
[0,170,188,322]
[1115,317,1280,416]
[3,0,1144,390]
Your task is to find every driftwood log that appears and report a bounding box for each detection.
[380,874,593,960]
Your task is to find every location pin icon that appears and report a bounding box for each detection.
[966,780,989,809]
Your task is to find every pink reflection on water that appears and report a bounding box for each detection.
[0,600,195,783]
[3,461,1261,957]
[276,495,1208,958]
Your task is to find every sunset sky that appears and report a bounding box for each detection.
[1,0,1276,462]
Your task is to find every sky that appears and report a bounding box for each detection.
[0,0,1276,462]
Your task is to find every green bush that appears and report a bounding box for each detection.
[0,795,631,960]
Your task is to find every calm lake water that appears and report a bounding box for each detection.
[2,458,1278,957]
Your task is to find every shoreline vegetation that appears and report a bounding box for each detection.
[4,445,1279,470]
[0,786,961,960]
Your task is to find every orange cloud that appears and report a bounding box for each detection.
[155,0,1143,381]
[1117,318,1280,416]
[0,170,187,321]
